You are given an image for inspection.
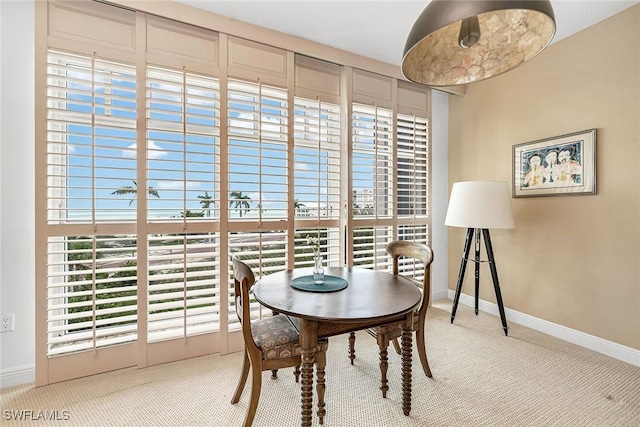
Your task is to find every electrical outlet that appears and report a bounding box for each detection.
[1,314,15,332]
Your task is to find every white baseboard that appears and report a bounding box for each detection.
[443,290,640,368]
[431,288,449,302]
[1,364,35,389]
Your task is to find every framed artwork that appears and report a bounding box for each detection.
[512,129,596,198]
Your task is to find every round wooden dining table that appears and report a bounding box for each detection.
[253,266,422,427]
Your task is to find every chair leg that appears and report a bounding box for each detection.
[378,336,390,398]
[231,350,250,404]
[271,369,278,379]
[242,358,263,427]
[391,337,401,355]
[416,328,432,378]
[294,366,301,383]
[315,350,327,425]
[348,331,356,365]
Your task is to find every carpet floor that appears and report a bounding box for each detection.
[2,301,639,426]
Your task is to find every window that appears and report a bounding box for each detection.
[46,51,138,356]
[228,80,288,220]
[39,5,431,384]
[144,66,222,342]
[227,79,289,324]
[146,66,220,221]
[45,48,429,361]
[396,113,430,280]
[351,104,394,270]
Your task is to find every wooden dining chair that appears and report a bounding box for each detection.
[230,257,330,426]
[348,241,434,398]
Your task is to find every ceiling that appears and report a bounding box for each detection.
[174,0,639,66]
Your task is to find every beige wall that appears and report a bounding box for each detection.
[448,5,640,350]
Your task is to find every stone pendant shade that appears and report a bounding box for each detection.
[402,0,556,87]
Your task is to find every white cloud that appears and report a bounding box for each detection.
[155,180,202,190]
[122,141,168,159]
[229,112,284,135]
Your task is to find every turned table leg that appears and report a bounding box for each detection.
[348,331,356,365]
[299,319,318,427]
[315,349,327,424]
[378,336,390,398]
[401,315,413,416]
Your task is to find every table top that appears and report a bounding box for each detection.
[253,266,421,324]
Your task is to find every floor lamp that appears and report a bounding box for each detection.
[445,181,515,336]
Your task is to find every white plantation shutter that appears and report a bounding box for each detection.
[397,114,429,218]
[397,224,429,280]
[228,80,288,220]
[47,50,138,223]
[47,235,138,356]
[396,113,430,280]
[46,50,138,356]
[146,66,220,220]
[350,103,394,268]
[398,224,429,243]
[228,231,288,276]
[147,233,221,341]
[226,78,289,327]
[294,227,341,268]
[228,231,288,327]
[352,226,394,271]
[143,66,222,345]
[293,97,341,269]
[293,98,341,220]
[352,104,394,219]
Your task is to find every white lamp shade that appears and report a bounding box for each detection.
[445,181,515,229]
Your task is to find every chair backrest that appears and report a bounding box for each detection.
[232,257,259,353]
[385,241,434,317]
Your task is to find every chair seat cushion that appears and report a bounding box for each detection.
[252,315,328,360]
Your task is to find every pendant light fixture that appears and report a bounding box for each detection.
[401,0,556,87]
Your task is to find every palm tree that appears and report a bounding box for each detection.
[230,191,251,218]
[294,199,309,217]
[198,191,214,217]
[111,180,160,207]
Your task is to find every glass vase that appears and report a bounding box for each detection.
[312,250,324,284]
